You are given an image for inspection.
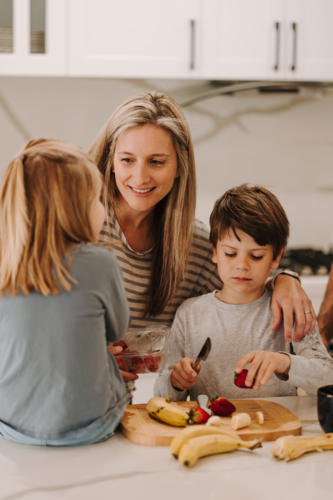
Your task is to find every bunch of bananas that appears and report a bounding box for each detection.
[271,433,333,461]
[170,425,262,467]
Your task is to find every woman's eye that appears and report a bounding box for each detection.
[150,160,164,166]
[251,255,264,260]
[225,252,236,258]
[121,158,132,164]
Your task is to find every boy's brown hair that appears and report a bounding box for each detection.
[209,184,290,259]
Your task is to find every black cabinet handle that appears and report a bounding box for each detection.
[291,22,297,71]
[190,19,195,70]
[274,21,280,71]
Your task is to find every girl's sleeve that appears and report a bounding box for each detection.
[102,250,131,343]
[276,323,333,396]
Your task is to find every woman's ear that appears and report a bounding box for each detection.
[271,249,284,270]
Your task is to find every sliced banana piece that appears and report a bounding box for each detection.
[231,412,251,430]
[256,411,264,425]
[205,416,224,427]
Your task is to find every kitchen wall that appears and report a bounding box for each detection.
[0,76,332,250]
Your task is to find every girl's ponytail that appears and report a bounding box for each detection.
[0,155,29,295]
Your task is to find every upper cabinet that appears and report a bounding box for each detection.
[0,0,67,76]
[1,0,333,81]
[202,0,333,81]
[69,0,201,79]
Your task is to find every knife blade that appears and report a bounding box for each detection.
[193,337,211,370]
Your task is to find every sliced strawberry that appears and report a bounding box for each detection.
[187,405,210,424]
[210,397,236,416]
[234,369,253,389]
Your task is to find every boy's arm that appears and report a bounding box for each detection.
[275,323,333,396]
[153,309,189,402]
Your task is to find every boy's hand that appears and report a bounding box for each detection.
[171,358,201,391]
[235,350,291,391]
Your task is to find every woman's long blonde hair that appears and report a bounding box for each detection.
[89,92,196,317]
[0,138,101,296]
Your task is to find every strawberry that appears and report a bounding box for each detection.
[187,405,210,424]
[129,352,146,374]
[115,356,129,372]
[144,352,162,373]
[210,397,236,416]
[234,369,254,389]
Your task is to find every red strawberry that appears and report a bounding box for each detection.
[144,352,162,372]
[187,405,210,424]
[115,356,129,372]
[210,397,236,416]
[234,369,254,389]
[129,352,146,374]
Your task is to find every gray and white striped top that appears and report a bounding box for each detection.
[99,210,223,331]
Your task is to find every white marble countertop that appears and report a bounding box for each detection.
[0,395,332,500]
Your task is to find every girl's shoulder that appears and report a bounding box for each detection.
[71,243,119,274]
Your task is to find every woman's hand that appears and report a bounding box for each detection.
[235,350,291,390]
[108,345,139,381]
[171,358,201,391]
[272,275,316,342]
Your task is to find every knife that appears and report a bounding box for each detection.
[193,337,212,370]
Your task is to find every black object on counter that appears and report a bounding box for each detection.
[279,248,333,275]
[317,385,333,433]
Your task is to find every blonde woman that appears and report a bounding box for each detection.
[0,139,130,446]
[89,92,316,387]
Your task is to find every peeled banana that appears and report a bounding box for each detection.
[272,433,333,461]
[170,425,240,458]
[146,397,188,427]
[178,434,262,468]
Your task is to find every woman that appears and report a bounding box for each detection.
[89,92,316,387]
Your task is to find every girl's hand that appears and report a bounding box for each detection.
[235,350,291,391]
[272,274,316,342]
[171,358,201,391]
[108,345,139,381]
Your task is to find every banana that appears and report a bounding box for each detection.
[178,434,261,467]
[170,425,260,459]
[231,412,251,430]
[272,433,333,461]
[146,397,188,427]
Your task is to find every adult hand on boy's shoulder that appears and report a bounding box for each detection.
[235,350,291,391]
[271,274,316,342]
[171,358,201,391]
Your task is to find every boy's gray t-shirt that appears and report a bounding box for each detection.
[0,244,130,440]
[154,289,333,400]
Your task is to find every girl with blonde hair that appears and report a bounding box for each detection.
[0,138,130,446]
[89,92,316,391]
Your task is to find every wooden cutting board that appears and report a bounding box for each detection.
[120,400,302,446]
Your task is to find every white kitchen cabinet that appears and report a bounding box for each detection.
[285,0,333,81]
[0,0,67,76]
[202,0,333,82]
[202,0,286,81]
[69,0,201,78]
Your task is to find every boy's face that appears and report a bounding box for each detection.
[212,229,282,304]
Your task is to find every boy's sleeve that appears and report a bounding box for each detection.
[102,250,131,343]
[153,306,189,402]
[275,323,333,396]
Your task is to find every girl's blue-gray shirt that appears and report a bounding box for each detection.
[0,244,130,440]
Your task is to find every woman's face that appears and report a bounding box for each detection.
[113,124,179,216]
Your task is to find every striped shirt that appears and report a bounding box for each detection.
[99,210,223,331]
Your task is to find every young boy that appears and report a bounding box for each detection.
[154,184,333,400]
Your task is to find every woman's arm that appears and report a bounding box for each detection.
[271,274,316,343]
[317,263,333,350]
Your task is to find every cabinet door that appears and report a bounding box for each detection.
[202,0,285,80]
[285,0,333,81]
[0,0,66,76]
[69,0,201,78]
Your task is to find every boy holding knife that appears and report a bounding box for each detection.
[154,184,333,400]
